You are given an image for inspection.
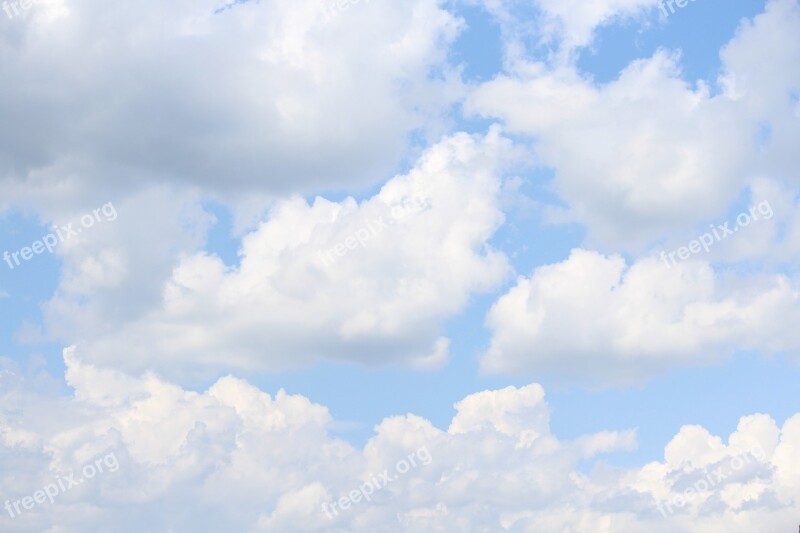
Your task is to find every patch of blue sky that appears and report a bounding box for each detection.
[449,2,505,83]
[0,211,71,381]
[201,200,241,268]
[578,0,767,88]
[549,349,800,467]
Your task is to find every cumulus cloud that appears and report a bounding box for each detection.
[481,249,800,385]
[44,129,515,377]
[468,53,755,249]
[467,0,800,250]
[1,350,798,532]
[1,0,798,531]
[0,0,463,206]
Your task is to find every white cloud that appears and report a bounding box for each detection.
[719,0,800,182]
[468,52,755,249]
[38,186,216,347]
[0,0,464,207]
[467,0,800,250]
[0,350,799,531]
[44,129,515,377]
[481,248,800,385]
[1,1,798,528]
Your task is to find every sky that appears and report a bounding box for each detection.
[0,0,799,531]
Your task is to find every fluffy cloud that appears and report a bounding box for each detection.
[0,351,798,532]
[467,0,800,250]
[719,0,800,180]
[45,129,515,377]
[482,249,800,384]
[468,53,755,249]
[0,0,463,205]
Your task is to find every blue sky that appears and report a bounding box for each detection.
[1,0,799,531]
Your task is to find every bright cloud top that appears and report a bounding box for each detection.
[482,248,800,384]
[49,130,514,376]
[1,351,798,531]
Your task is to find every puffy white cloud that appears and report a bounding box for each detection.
[1,350,799,532]
[468,52,755,249]
[481,248,800,385]
[44,129,514,377]
[467,0,800,250]
[36,187,215,337]
[2,1,799,528]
